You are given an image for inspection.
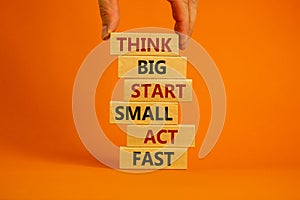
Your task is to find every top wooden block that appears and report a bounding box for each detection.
[110,32,179,56]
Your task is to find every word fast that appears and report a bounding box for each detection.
[119,147,187,169]
[133,151,174,166]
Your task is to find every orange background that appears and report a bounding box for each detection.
[0,0,299,199]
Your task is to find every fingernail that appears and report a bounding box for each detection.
[179,34,189,50]
[101,25,109,40]
[181,36,190,50]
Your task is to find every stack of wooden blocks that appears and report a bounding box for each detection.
[109,32,195,169]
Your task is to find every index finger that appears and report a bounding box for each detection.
[167,0,190,49]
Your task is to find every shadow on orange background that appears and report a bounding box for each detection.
[0,0,299,199]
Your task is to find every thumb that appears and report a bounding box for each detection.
[98,0,120,40]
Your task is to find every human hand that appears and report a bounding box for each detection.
[98,0,198,50]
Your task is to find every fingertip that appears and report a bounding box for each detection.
[102,30,112,40]
[101,25,108,40]
[102,20,119,40]
[175,31,189,50]
[180,37,190,50]
[101,24,113,40]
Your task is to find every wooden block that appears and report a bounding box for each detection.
[127,125,195,147]
[110,32,179,55]
[120,147,187,169]
[124,79,192,102]
[110,101,178,124]
[118,56,187,78]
